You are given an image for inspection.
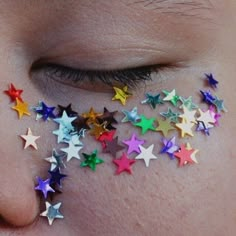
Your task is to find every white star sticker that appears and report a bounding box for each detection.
[61,140,83,162]
[20,128,40,150]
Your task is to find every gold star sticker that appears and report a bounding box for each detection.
[12,98,31,119]
[175,120,194,138]
[186,143,199,164]
[155,118,175,137]
[82,107,102,125]
[20,128,40,150]
[90,122,108,139]
[112,86,132,105]
[196,108,215,128]
[179,105,197,123]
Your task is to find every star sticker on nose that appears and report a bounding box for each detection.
[141,92,163,109]
[35,177,55,198]
[174,144,195,167]
[134,115,156,135]
[163,89,180,106]
[12,98,31,119]
[113,153,135,175]
[40,201,64,225]
[112,86,132,105]
[4,83,23,102]
[20,128,40,150]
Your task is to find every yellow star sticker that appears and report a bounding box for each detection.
[112,86,132,105]
[179,105,197,123]
[20,128,40,150]
[175,120,194,138]
[12,98,31,119]
[196,108,215,128]
[186,143,199,164]
[82,107,102,125]
[90,122,108,139]
[155,118,175,137]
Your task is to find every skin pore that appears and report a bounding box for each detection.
[0,0,235,235]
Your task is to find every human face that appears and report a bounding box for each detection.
[0,1,235,235]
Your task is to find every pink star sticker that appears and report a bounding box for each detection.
[174,144,195,167]
[122,133,145,154]
[113,153,135,175]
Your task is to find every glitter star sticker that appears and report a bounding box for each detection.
[4,83,23,102]
[175,119,194,138]
[134,115,156,135]
[40,202,64,225]
[122,107,141,123]
[90,122,108,139]
[103,136,124,158]
[35,101,56,121]
[212,96,227,113]
[113,153,136,175]
[160,107,180,123]
[49,168,67,188]
[112,86,132,105]
[141,92,163,109]
[205,73,218,89]
[45,149,66,171]
[160,136,179,159]
[200,90,215,105]
[179,96,198,110]
[97,107,118,130]
[80,149,104,171]
[12,98,31,119]
[98,130,116,149]
[155,118,176,137]
[163,89,180,106]
[174,144,195,167]
[61,140,83,162]
[20,128,40,150]
[57,103,78,117]
[35,177,55,198]
[82,107,102,125]
[135,144,158,167]
[122,133,145,155]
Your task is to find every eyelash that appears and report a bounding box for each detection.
[32,63,160,88]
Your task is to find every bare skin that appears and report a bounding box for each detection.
[0,1,235,235]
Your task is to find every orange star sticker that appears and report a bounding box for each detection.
[82,107,102,125]
[20,128,40,150]
[174,144,195,167]
[112,86,132,105]
[155,118,176,137]
[90,122,108,139]
[12,98,31,119]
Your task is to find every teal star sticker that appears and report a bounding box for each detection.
[212,96,227,112]
[163,89,180,106]
[179,96,198,110]
[80,149,104,171]
[134,114,156,135]
[121,107,141,123]
[160,107,180,123]
[141,92,163,109]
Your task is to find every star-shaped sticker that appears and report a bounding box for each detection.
[20,128,40,150]
[196,108,215,129]
[122,107,141,123]
[57,103,78,117]
[174,144,195,167]
[175,120,194,138]
[45,149,66,171]
[35,177,55,198]
[35,101,56,121]
[49,168,67,188]
[141,92,163,109]
[40,202,64,225]
[200,90,215,105]
[179,96,198,110]
[135,144,158,167]
[178,105,197,123]
[103,136,124,158]
[54,110,76,130]
[12,98,31,119]
[160,136,179,159]
[113,153,136,175]
[122,133,145,154]
[186,143,199,164]
[155,118,176,137]
[82,107,102,125]
[163,89,180,106]
[90,122,108,139]
[205,73,218,89]
[80,149,104,171]
[209,105,221,126]
[53,124,72,143]
[97,107,118,130]
[61,140,83,162]
[112,86,132,105]
[98,130,116,149]
[4,83,23,102]
[212,96,227,113]
[134,115,156,135]
[160,107,180,123]
[72,115,90,133]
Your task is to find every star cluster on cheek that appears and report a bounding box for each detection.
[3,71,227,225]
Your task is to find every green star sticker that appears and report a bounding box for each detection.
[160,107,180,123]
[179,96,198,110]
[141,93,163,109]
[134,114,156,135]
[163,89,180,107]
[212,97,227,112]
[155,118,176,137]
[81,150,104,171]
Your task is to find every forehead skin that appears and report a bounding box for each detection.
[0,1,235,236]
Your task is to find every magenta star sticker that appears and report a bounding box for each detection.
[122,133,145,155]
[113,153,135,175]
[35,177,55,198]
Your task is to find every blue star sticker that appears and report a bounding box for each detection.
[200,90,216,105]
[49,168,67,188]
[35,177,55,198]
[35,101,56,121]
[205,73,219,89]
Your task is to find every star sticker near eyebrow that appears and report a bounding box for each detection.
[113,153,135,175]
[175,119,194,138]
[90,122,108,139]
[179,96,198,110]
[212,96,228,113]
[20,128,40,150]
[35,101,56,121]
[122,133,145,155]
[141,92,163,109]
[82,107,102,125]
[122,107,141,123]
[61,140,83,162]
[49,168,67,188]
[103,136,124,158]
[135,144,158,167]
[205,73,219,89]
[45,149,66,171]
[174,144,195,167]
[12,98,31,119]
[40,201,64,225]
[160,136,179,159]
[178,105,197,123]
[57,103,78,117]
[4,83,23,102]
[35,177,55,198]
[155,118,176,137]
[163,89,180,106]
[80,149,104,171]
[160,107,180,123]
[134,115,156,135]
[186,143,199,164]
[112,86,132,105]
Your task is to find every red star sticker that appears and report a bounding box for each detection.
[98,130,116,149]
[174,144,195,167]
[113,153,135,175]
[4,83,23,102]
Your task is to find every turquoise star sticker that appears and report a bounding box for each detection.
[160,107,180,123]
[179,96,198,110]
[121,107,141,123]
[212,96,227,112]
[141,92,163,109]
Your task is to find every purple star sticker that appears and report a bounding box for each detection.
[196,121,210,136]
[122,133,145,155]
[160,137,179,159]
[35,177,55,198]
[205,73,219,89]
